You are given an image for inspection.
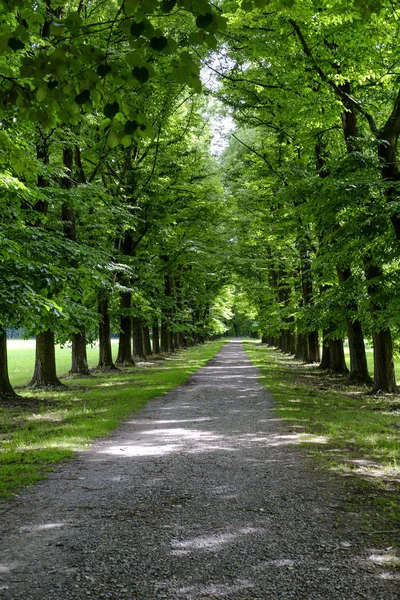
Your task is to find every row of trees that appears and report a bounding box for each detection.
[2,0,398,397]
[0,0,237,399]
[217,0,400,392]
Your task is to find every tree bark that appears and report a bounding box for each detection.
[336,267,371,384]
[152,322,160,354]
[329,338,349,374]
[308,331,320,363]
[160,321,169,353]
[319,329,331,370]
[70,327,90,376]
[98,297,116,370]
[132,316,144,358]
[142,325,152,356]
[116,292,134,366]
[295,332,308,361]
[365,262,396,392]
[29,331,64,387]
[371,328,396,393]
[168,330,175,352]
[0,327,17,398]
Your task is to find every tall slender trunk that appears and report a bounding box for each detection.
[295,331,308,361]
[161,257,173,353]
[0,327,17,398]
[29,331,64,387]
[152,321,160,354]
[319,329,331,370]
[168,330,175,352]
[142,325,152,356]
[298,240,319,363]
[336,267,371,384]
[365,262,396,392]
[98,297,116,369]
[160,321,169,353]
[70,327,90,376]
[29,137,63,387]
[116,292,134,365]
[308,331,320,363]
[61,147,90,377]
[329,339,348,374]
[132,316,144,358]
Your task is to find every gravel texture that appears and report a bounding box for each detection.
[0,340,399,599]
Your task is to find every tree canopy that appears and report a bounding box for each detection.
[1,0,400,396]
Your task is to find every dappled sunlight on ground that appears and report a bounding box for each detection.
[1,341,399,599]
[171,527,263,555]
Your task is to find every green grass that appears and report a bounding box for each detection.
[344,347,400,381]
[244,341,400,549]
[0,340,228,500]
[7,340,109,387]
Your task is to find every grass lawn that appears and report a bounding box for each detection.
[244,341,400,555]
[0,339,228,500]
[6,339,114,387]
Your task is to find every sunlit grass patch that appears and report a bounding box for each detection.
[244,341,400,550]
[0,339,228,500]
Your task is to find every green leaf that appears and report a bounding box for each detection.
[132,66,149,83]
[196,13,214,29]
[188,30,205,45]
[240,0,254,10]
[124,120,139,134]
[150,36,168,51]
[107,130,122,148]
[36,87,47,103]
[123,0,140,16]
[104,102,120,118]
[121,135,132,148]
[97,64,112,78]
[8,38,25,51]
[130,21,146,37]
[75,90,91,105]
[49,22,67,37]
[161,0,176,11]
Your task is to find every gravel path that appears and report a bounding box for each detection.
[0,341,399,599]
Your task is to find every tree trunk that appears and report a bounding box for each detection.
[98,298,116,370]
[70,327,90,376]
[0,327,17,398]
[329,338,349,374]
[295,332,308,361]
[61,146,90,377]
[337,267,371,384]
[29,331,64,387]
[132,316,144,358]
[365,262,396,392]
[307,331,320,363]
[152,322,160,354]
[116,292,134,366]
[372,328,396,393]
[173,332,179,350]
[142,325,152,356]
[319,329,331,370]
[160,321,169,353]
[168,330,175,352]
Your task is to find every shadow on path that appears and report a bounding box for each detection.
[0,341,398,599]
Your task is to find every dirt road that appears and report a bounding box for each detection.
[0,341,398,599]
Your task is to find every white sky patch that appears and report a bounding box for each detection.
[201,50,236,155]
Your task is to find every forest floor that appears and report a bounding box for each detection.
[0,340,399,599]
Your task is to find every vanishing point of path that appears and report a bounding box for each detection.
[0,341,398,599]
